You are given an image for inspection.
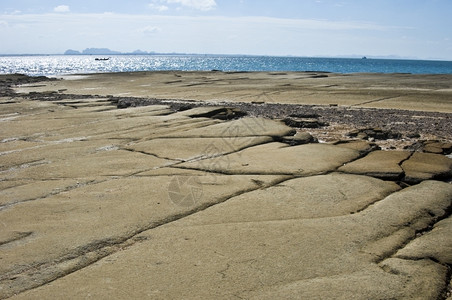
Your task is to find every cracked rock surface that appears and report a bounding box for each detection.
[1,73,452,299]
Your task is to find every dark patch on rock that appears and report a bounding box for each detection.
[310,74,329,78]
[289,113,320,119]
[173,104,195,112]
[283,117,328,128]
[117,98,136,109]
[347,128,402,140]
[282,132,318,146]
[406,133,421,139]
[188,107,247,120]
[405,140,452,155]
[0,74,57,97]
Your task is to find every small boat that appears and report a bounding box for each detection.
[362,56,367,59]
[95,57,110,61]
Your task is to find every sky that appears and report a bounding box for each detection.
[1,0,451,60]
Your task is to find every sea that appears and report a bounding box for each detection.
[1,55,452,77]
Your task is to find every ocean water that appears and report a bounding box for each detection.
[1,55,452,77]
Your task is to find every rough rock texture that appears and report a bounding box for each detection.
[178,142,360,175]
[282,131,317,145]
[1,73,452,299]
[338,150,411,180]
[395,215,452,264]
[402,152,452,183]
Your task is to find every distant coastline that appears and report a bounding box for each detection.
[0,47,449,62]
[61,48,430,61]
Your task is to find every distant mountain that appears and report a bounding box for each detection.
[63,48,156,55]
[64,49,81,55]
[63,48,123,55]
[63,48,197,56]
[81,48,122,55]
[131,49,153,55]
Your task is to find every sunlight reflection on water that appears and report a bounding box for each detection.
[1,55,452,76]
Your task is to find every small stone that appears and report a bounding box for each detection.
[423,145,444,154]
[347,130,361,137]
[357,132,368,140]
[283,117,327,128]
[282,132,317,145]
[187,107,247,120]
[117,99,135,109]
[348,128,402,140]
[407,133,421,138]
[334,140,380,153]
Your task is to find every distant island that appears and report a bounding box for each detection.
[62,49,423,60]
[64,48,186,56]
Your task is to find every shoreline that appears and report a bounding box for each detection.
[3,72,452,151]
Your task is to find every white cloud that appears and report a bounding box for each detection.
[54,5,70,13]
[148,3,169,11]
[163,0,217,11]
[139,25,162,34]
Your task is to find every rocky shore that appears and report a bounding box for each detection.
[1,72,452,299]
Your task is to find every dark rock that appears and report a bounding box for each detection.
[0,74,57,97]
[283,117,328,128]
[404,141,424,152]
[175,104,194,112]
[347,128,402,140]
[310,74,329,78]
[289,113,320,118]
[282,132,318,145]
[407,133,421,138]
[117,99,136,109]
[347,129,361,137]
[357,132,368,140]
[188,107,247,120]
[405,140,452,155]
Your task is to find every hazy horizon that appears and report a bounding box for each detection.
[1,0,452,60]
[1,50,447,62]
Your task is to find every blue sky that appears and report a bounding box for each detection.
[1,0,451,60]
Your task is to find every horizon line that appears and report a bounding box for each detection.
[1,52,451,62]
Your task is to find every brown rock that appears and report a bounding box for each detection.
[179,142,360,176]
[424,141,452,154]
[334,140,379,153]
[347,128,402,140]
[282,132,317,145]
[401,152,452,183]
[395,215,452,264]
[338,150,411,180]
[423,144,444,154]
